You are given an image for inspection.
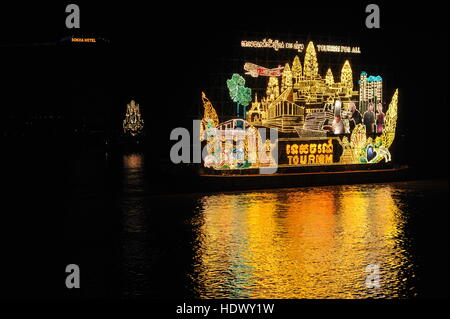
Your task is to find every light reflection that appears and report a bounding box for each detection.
[120,153,150,296]
[123,153,143,170]
[121,153,146,233]
[193,185,413,298]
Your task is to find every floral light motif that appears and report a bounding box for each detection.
[380,89,398,149]
[200,92,219,142]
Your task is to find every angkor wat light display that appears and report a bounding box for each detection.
[200,41,398,170]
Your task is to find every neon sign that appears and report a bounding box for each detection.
[71,37,96,43]
[286,140,334,165]
[241,38,361,54]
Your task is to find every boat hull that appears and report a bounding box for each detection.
[198,165,411,192]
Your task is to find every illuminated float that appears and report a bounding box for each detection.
[123,99,144,137]
[199,41,399,177]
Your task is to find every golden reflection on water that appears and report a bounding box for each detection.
[194,185,413,298]
[123,153,143,170]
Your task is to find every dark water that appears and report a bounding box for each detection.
[68,152,449,299]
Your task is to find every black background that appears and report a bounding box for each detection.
[2,1,447,173]
[0,0,448,305]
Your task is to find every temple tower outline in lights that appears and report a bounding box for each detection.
[244,41,359,134]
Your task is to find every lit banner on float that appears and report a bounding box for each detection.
[241,39,361,54]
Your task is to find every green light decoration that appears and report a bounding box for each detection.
[226,73,252,119]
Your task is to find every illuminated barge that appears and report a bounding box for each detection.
[198,41,404,187]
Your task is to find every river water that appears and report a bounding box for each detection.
[111,153,448,299]
[69,152,448,298]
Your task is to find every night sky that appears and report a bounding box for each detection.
[0,1,448,299]
[1,2,448,174]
